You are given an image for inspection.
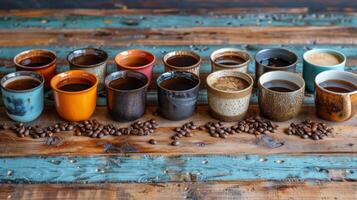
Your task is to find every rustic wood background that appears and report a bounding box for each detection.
[0,0,356,199]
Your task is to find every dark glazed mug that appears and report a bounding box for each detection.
[105,70,149,122]
[157,71,200,121]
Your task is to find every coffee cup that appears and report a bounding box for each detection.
[206,70,253,121]
[303,49,346,92]
[255,48,297,82]
[50,70,98,122]
[157,71,200,120]
[67,48,108,90]
[258,71,305,121]
[163,51,201,76]
[210,48,250,73]
[105,70,149,122]
[1,71,44,122]
[315,70,357,122]
[115,49,155,82]
[14,49,56,89]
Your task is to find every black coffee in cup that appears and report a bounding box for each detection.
[214,55,246,66]
[159,76,197,91]
[166,55,199,67]
[319,79,357,93]
[4,76,41,90]
[20,56,54,67]
[259,57,292,67]
[263,80,300,92]
[57,78,93,92]
[109,77,146,90]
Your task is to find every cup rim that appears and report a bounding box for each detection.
[303,48,346,68]
[14,49,57,70]
[0,71,45,93]
[210,48,251,69]
[67,47,108,68]
[114,49,156,70]
[206,70,254,94]
[315,70,357,95]
[156,71,200,93]
[105,70,149,93]
[254,48,298,70]
[162,50,202,70]
[258,71,305,94]
[50,70,98,94]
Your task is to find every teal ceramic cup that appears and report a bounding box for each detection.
[303,49,346,92]
[0,71,44,122]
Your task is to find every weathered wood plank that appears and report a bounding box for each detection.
[0,105,356,157]
[2,181,356,200]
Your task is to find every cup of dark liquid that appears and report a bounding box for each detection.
[14,49,56,89]
[50,70,98,122]
[258,71,305,121]
[163,51,201,77]
[210,48,250,73]
[1,71,44,122]
[255,48,297,82]
[315,70,357,122]
[67,48,108,90]
[105,71,149,122]
[157,71,200,120]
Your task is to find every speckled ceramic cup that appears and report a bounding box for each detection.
[258,71,305,122]
[210,48,250,73]
[206,70,253,121]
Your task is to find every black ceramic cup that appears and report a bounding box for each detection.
[157,71,200,121]
[105,70,149,122]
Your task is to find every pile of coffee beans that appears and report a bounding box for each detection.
[169,121,197,146]
[200,121,239,138]
[233,116,278,135]
[285,120,334,140]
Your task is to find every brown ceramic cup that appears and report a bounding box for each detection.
[210,48,250,73]
[315,70,357,122]
[258,71,305,122]
[14,49,56,89]
[206,70,253,121]
[163,51,201,76]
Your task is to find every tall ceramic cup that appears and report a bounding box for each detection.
[163,51,201,76]
[1,71,44,122]
[258,71,305,122]
[210,48,250,73]
[315,70,357,122]
[67,48,108,90]
[14,49,56,89]
[303,49,346,92]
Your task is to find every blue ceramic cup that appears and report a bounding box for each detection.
[303,49,346,92]
[1,71,44,122]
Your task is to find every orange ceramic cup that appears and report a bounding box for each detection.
[50,70,98,122]
[115,49,155,82]
[14,49,57,89]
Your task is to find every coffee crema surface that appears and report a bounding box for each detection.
[4,76,41,90]
[160,77,197,91]
[263,80,300,92]
[57,78,93,92]
[109,77,146,90]
[320,79,357,93]
[305,52,341,66]
[20,56,53,67]
[166,55,199,67]
[212,76,249,91]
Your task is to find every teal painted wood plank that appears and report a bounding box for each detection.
[0,13,356,29]
[0,154,356,183]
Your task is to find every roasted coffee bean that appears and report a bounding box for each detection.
[171,140,180,146]
[149,139,157,145]
[285,120,333,140]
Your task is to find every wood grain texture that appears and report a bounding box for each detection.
[0,105,356,157]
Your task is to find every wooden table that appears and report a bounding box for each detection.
[0,1,356,199]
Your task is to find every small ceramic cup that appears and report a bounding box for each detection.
[255,48,297,82]
[206,70,253,121]
[163,51,201,76]
[157,71,200,121]
[50,70,98,122]
[0,71,44,122]
[67,48,108,90]
[303,49,346,92]
[14,49,56,89]
[105,71,149,122]
[210,48,250,73]
[315,70,357,122]
[258,71,305,122]
[115,49,155,82]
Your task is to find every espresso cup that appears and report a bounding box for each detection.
[14,49,56,89]
[67,48,108,90]
[258,71,305,122]
[315,70,357,122]
[105,71,149,122]
[157,71,200,121]
[206,70,253,121]
[1,71,44,122]
[115,49,155,82]
[255,48,297,82]
[210,48,250,73]
[50,70,98,122]
[303,49,346,92]
[163,51,201,76]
